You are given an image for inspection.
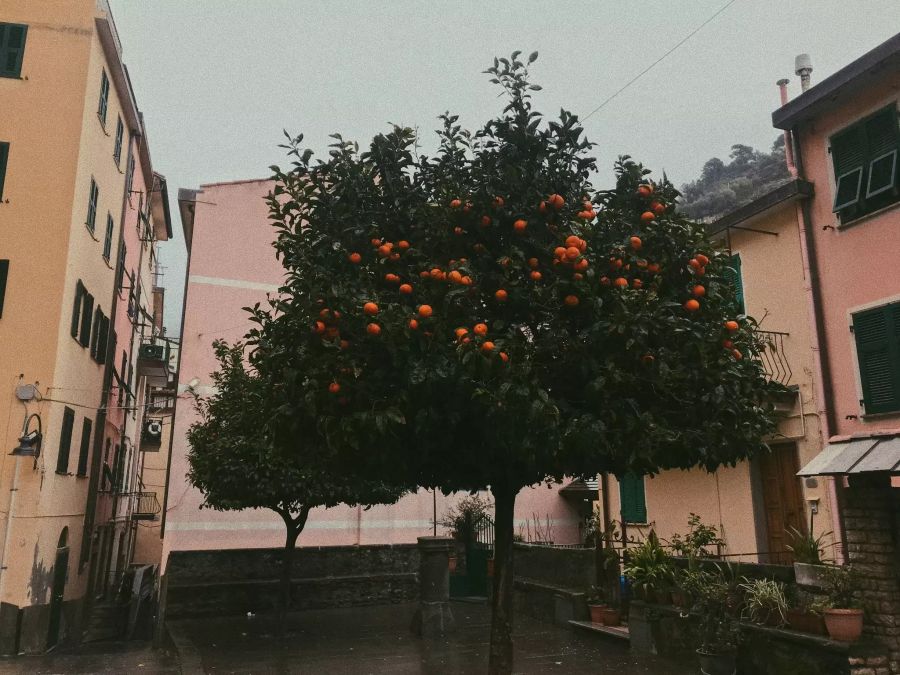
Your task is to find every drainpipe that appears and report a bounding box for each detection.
[777,80,799,179]
[789,124,845,563]
[0,459,21,604]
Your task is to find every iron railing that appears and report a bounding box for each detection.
[756,330,792,386]
[128,491,161,520]
[474,514,494,551]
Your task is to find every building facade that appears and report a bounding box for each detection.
[0,0,172,653]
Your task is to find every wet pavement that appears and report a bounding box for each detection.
[0,639,180,674]
[170,601,694,674]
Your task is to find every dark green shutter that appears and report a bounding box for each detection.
[113,116,123,165]
[0,259,8,319]
[56,407,75,474]
[853,303,900,415]
[722,254,745,314]
[70,281,84,339]
[103,213,114,260]
[87,179,98,232]
[620,473,647,523]
[98,70,109,124]
[90,307,101,358]
[0,23,28,78]
[76,418,92,476]
[0,141,8,201]
[79,292,93,347]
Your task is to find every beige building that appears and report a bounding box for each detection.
[601,180,836,563]
[0,0,172,653]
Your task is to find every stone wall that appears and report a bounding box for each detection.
[843,475,900,675]
[164,544,419,619]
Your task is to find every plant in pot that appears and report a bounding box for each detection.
[669,513,726,559]
[623,531,674,604]
[439,494,492,575]
[738,577,788,627]
[693,572,740,675]
[585,585,621,626]
[820,565,864,642]
[786,526,833,588]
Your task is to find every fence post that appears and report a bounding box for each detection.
[411,536,455,637]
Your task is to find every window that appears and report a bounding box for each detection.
[70,281,85,339]
[619,473,647,524]
[86,178,99,233]
[722,253,745,315]
[853,302,900,415]
[113,116,123,166]
[90,307,102,358]
[76,418,92,477]
[79,290,93,348]
[97,69,109,126]
[0,141,8,201]
[0,23,27,79]
[103,212,114,260]
[125,155,135,194]
[0,259,8,319]
[118,351,127,405]
[56,407,75,474]
[831,105,900,223]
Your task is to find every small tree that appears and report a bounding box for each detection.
[253,53,782,673]
[187,341,406,616]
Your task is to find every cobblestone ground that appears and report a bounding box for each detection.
[170,601,694,674]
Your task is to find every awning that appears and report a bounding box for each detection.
[798,434,900,476]
[559,478,599,500]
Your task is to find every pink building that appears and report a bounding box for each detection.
[773,34,900,548]
[161,180,585,567]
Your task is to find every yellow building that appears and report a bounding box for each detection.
[0,0,170,653]
[602,179,836,563]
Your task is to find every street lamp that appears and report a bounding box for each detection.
[9,413,42,458]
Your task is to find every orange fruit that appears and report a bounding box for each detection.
[450,198,462,209]
[461,276,472,286]
[647,263,660,273]
[463,203,472,214]
[448,270,463,284]
[614,277,629,288]
[314,320,326,334]
[378,244,391,258]
[539,200,547,214]
[632,279,643,289]
[722,339,733,349]
[637,185,652,197]
[692,285,706,298]
[495,289,508,302]
[630,236,642,251]
[640,211,655,223]
[689,258,701,270]
[573,273,584,281]
[695,266,705,277]
[493,196,505,208]
[564,295,579,307]
[398,240,410,250]
[530,270,542,281]
[363,302,379,316]
[349,252,362,264]
[565,246,580,260]
[600,276,611,286]
[696,253,710,266]
[319,308,331,319]
[481,215,492,226]
[575,258,589,271]
[454,227,463,236]
[408,319,419,330]
[366,323,381,336]
[684,299,700,312]
[513,219,527,233]
[565,235,581,247]
[418,305,433,318]
[326,326,340,339]
[732,349,743,360]
[549,193,565,210]
[399,283,413,294]
[371,237,383,246]
[500,257,511,267]
[339,339,349,349]
[385,273,400,283]
[725,320,739,333]
[455,327,469,339]
[419,270,430,279]
[499,351,509,362]
[554,246,567,259]
[651,201,665,216]
[642,354,655,365]
[481,341,495,352]
[328,382,341,394]
[528,257,539,269]
[430,268,443,279]
[474,323,488,336]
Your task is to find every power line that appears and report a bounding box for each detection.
[583,0,740,122]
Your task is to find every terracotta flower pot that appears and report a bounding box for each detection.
[588,603,608,624]
[448,557,457,574]
[599,607,621,626]
[697,649,736,675]
[824,608,864,642]
[787,609,825,634]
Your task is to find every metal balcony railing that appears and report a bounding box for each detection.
[756,331,792,386]
[128,491,161,521]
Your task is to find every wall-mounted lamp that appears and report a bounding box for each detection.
[10,413,42,458]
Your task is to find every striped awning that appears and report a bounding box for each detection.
[559,478,600,499]
[798,434,900,476]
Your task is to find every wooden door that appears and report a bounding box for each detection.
[758,443,806,564]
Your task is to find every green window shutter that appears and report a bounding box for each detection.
[70,281,84,339]
[87,178,98,232]
[722,254,745,314]
[76,417,92,476]
[98,70,109,124]
[56,407,75,474]
[831,122,867,212]
[79,291,93,348]
[619,473,647,524]
[103,213,114,260]
[113,116,123,165]
[0,23,28,79]
[0,141,8,201]
[853,303,900,415]
[0,259,8,319]
[865,107,899,199]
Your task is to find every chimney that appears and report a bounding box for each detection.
[795,54,813,92]
[777,79,799,178]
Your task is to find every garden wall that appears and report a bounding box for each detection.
[163,544,419,619]
[512,543,594,624]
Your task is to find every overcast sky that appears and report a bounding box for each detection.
[109,1,900,334]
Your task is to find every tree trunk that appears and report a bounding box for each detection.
[488,484,517,675]
[276,506,309,631]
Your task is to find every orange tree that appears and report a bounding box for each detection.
[253,53,782,673]
[186,341,406,616]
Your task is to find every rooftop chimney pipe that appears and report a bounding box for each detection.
[795,53,813,92]
[777,79,798,177]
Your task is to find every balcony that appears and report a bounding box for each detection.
[129,491,161,521]
[756,331,792,386]
[136,341,170,387]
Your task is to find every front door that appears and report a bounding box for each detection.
[759,443,806,564]
[47,539,69,649]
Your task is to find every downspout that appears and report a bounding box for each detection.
[777,81,799,179]
[790,123,845,563]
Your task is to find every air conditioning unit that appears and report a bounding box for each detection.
[142,418,163,447]
[139,343,165,360]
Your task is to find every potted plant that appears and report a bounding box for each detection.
[693,571,740,675]
[785,586,826,634]
[585,586,608,624]
[739,577,788,627]
[786,526,833,588]
[623,531,674,603]
[820,565,864,642]
[669,513,726,559]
